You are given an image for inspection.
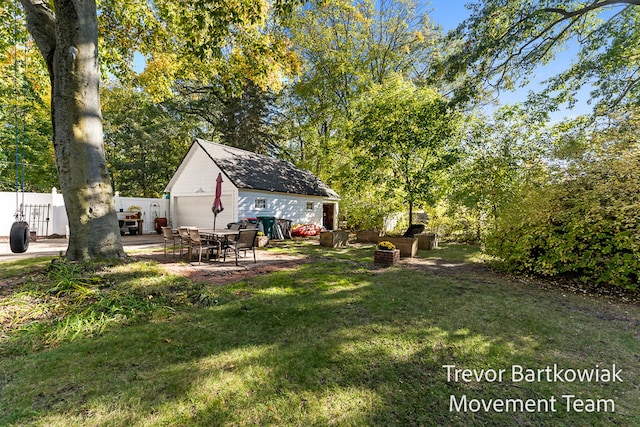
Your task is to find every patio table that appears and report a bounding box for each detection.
[198,229,240,261]
[199,229,240,240]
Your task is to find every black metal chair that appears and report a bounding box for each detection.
[403,224,425,238]
[223,228,258,266]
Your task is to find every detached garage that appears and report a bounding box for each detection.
[165,139,340,231]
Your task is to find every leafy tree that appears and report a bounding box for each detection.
[281,0,369,178]
[102,84,192,198]
[339,189,401,231]
[18,0,127,259]
[0,60,57,194]
[122,1,300,157]
[437,0,640,287]
[441,1,640,114]
[352,75,461,226]
[449,104,550,240]
[2,76,57,193]
[168,80,284,156]
[279,0,442,228]
[98,0,301,95]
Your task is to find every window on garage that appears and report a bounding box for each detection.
[255,198,266,209]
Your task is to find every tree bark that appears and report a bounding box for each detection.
[21,0,125,260]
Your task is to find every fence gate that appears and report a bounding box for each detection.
[22,204,51,238]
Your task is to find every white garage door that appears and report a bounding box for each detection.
[175,195,234,229]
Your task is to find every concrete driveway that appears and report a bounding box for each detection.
[0,234,166,262]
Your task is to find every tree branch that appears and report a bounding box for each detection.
[543,0,640,18]
[605,70,640,112]
[472,1,639,100]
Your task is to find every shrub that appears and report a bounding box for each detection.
[486,149,639,290]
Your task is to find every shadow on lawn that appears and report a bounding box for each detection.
[2,251,637,426]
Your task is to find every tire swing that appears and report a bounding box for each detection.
[9,124,30,253]
[9,6,29,254]
[10,220,29,253]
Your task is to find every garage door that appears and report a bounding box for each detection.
[175,195,234,229]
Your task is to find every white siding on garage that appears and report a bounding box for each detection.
[167,144,238,228]
[174,194,234,229]
[169,147,221,195]
[237,190,323,225]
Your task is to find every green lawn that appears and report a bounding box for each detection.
[1,242,639,426]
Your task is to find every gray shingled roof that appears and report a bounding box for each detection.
[196,139,340,199]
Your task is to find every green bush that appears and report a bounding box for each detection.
[486,149,639,290]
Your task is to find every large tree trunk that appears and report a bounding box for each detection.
[21,0,125,260]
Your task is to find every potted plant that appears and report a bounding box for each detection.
[255,231,269,247]
[126,205,142,219]
[374,240,400,267]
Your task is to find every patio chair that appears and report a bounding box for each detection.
[177,227,193,258]
[188,228,220,264]
[161,226,179,258]
[226,222,243,242]
[223,228,258,266]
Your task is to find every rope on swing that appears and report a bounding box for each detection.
[12,0,26,221]
[9,0,30,254]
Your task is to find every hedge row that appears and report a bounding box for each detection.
[486,150,639,291]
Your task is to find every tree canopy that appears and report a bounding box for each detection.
[101,84,193,197]
[450,104,550,224]
[441,1,640,114]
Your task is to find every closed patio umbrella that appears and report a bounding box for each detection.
[212,173,224,229]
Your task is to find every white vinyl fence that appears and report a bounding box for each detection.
[1,188,168,238]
